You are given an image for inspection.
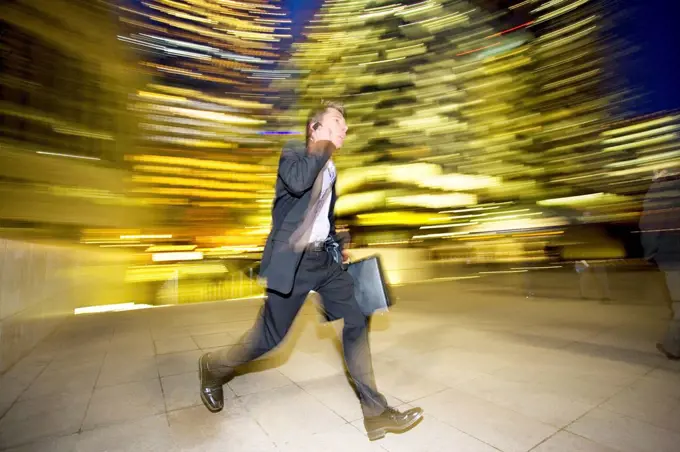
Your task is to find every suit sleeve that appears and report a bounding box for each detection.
[278,141,335,196]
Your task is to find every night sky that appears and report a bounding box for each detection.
[283,0,680,117]
[615,0,680,115]
[284,0,322,42]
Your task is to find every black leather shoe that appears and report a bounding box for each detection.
[364,406,424,441]
[657,343,680,361]
[199,353,224,413]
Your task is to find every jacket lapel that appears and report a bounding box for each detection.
[329,183,336,233]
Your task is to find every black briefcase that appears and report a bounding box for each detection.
[344,255,394,316]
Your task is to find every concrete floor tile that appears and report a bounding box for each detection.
[228,368,293,396]
[107,338,155,358]
[305,344,347,371]
[2,434,79,452]
[184,323,234,336]
[46,350,107,369]
[161,371,201,412]
[1,357,50,387]
[5,281,680,451]
[150,328,189,341]
[417,388,558,452]
[561,342,661,379]
[516,324,602,344]
[411,348,511,387]
[76,414,176,452]
[276,424,385,452]
[531,431,620,452]
[373,359,447,402]
[568,408,680,452]
[154,336,198,355]
[0,393,89,448]
[459,373,598,427]
[300,374,403,422]
[659,358,680,373]
[490,361,628,403]
[112,330,152,341]
[191,332,238,349]
[156,350,202,377]
[602,381,680,433]
[369,416,498,452]
[167,404,277,452]
[241,385,346,443]
[300,375,366,422]
[97,356,158,387]
[276,351,343,383]
[82,379,165,430]
[0,376,31,419]
[19,360,100,401]
[640,368,680,398]
[219,320,256,336]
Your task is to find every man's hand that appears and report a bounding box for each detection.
[311,124,332,143]
[341,249,351,264]
[312,124,343,150]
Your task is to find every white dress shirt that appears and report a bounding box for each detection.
[308,160,336,243]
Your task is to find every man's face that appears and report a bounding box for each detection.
[319,108,348,148]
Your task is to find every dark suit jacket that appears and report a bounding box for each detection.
[259,139,345,295]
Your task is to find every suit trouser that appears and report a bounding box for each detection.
[662,270,680,356]
[208,248,388,417]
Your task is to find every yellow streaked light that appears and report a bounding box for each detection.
[152,251,203,262]
[121,234,173,240]
[145,245,197,252]
[388,193,477,209]
[602,116,678,137]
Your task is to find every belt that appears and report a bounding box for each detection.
[306,238,342,264]
[306,241,326,252]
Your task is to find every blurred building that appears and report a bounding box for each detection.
[0,0,153,239]
[118,0,293,249]
[265,0,640,265]
[549,110,680,224]
[601,110,680,192]
[281,0,535,163]
[0,0,157,373]
[271,1,563,246]
[514,0,631,203]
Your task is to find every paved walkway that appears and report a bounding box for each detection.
[1,280,679,452]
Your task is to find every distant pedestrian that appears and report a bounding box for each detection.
[640,168,680,360]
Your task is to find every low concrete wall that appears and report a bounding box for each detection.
[0,239,136,374]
